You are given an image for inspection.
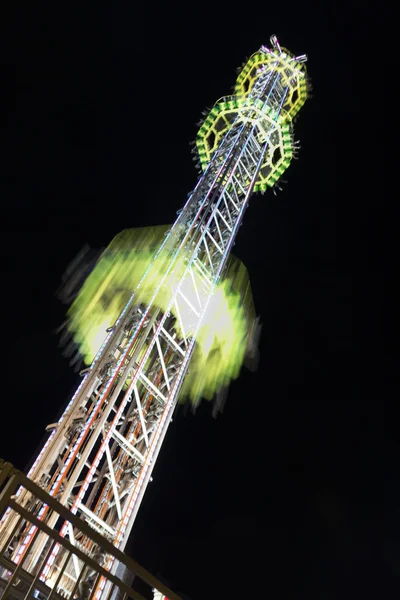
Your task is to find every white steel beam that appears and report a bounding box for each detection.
[134,424,155,446]
[139,372,167,404]
[193,257,212,287]
[155,335,171,391]
[160,327,186,356]
[173,298,188,347]
[111,428,145,464]
[67,522,81,579]
[215,208,232,233]
[224,189,239,212]
[178,288,200,317]
[205,228,224,255]
[104,444,122,521]
[133,384,149,447]
[77,502,116,537]
[202,235,215,274]
[189,267,202,310]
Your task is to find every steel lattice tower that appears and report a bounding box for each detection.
[0,35,308,600]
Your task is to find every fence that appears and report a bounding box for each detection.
[0,460,179,600]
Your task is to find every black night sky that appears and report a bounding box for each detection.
[2,3,388,599]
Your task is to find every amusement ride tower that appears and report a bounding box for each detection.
[0,35,309,600]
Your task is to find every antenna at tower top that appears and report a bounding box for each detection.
[270,34,282,53]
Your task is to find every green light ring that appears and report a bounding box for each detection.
[235,52,307,121]
[236,50,307,88]
[281,74,307,121]
[196,94,293,189]
[255,120,293,188]
[196,98,285,168]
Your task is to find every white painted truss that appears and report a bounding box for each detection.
[0,36,307,600]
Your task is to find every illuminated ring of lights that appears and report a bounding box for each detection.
[235,49,307,122]
[196,96,293,190]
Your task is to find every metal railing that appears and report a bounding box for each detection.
[0,460,179,600]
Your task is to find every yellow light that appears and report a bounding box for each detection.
[66,227,256,405]
[181,278,248,405]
